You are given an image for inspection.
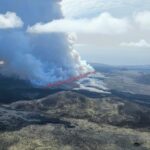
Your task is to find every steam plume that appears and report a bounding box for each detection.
[0,0,93,85]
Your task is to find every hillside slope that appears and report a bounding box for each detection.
[0,91,150,150]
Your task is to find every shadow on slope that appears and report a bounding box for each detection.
[0,75,64,103]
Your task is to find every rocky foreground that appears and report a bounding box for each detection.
[0,91,150,150]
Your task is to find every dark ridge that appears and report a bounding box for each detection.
[135,74,150,85]
[0,88,64,104]
[0,74,65,104]
[0,111,75,132]
[73,90,110,98]
[111,90,150,107]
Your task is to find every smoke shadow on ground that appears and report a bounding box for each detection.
[0,75,65,104]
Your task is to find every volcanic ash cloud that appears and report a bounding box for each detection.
[0,0,93,86]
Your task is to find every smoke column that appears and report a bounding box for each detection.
[0,0,93,85]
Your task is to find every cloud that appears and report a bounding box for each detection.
[120,39,150,48]
[61,0,104,18]
[27,12,130,35]
[134,11,150,30]
[0,12,23,29]
[61,0,150,18]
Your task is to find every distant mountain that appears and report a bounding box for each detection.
[91,63,150,73]
[90,63,150,97]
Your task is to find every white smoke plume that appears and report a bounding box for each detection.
[0,0,93,86]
